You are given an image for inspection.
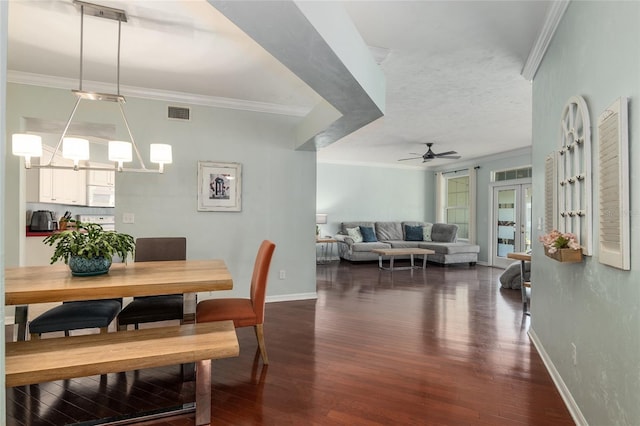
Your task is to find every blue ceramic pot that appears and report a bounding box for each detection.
[68,256,112,276]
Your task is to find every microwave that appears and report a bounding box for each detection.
[87,185,115,207]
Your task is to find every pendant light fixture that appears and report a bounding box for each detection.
[11,0,172,173]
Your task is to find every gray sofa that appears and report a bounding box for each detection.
[334,221,479,266]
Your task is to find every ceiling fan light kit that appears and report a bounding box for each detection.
[398,142,461,163]
[11,0,172,174]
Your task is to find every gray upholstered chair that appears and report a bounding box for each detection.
[29,298,122,340]
[117,237,186,330]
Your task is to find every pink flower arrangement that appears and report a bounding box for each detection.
[539,230,581,254]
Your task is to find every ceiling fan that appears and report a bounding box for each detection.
[398,142,461,163]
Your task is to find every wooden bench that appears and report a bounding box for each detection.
[5,320,239,425]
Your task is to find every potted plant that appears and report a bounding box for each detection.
[43,219,135,276]
[538,229,582,263]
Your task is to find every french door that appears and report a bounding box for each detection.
[492,184,532,268]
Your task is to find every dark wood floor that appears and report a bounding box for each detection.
[6,261,575,425]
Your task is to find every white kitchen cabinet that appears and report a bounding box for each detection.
[26,146,87,205]
[87,162,115,187]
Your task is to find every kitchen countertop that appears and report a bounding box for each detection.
[25,227,55,237]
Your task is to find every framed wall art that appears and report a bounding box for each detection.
[197,161,242,212]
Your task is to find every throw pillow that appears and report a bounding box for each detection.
[423,223,433,242]
[405,225,423,241]
[359,226,377,242]
[346,227,363,243]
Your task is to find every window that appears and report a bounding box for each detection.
[436,168,476,243]
[492,166,532,182]
[445,175,469,239]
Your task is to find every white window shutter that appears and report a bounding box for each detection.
[598,97,629,270]
[544,153,557,233]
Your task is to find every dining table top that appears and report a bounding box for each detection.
[5,259,233,306]
[507,252,531,262]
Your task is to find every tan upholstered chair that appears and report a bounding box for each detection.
[196,240,276,364]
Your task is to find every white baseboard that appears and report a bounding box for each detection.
[528,328,588,426]
[476,260,489,266]
[266,292,318,303]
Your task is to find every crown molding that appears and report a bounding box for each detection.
[521,0,570,81]
[7,70,311,117]
[319,146,532,171]
[429,146,532,173]
[317,158,428,170]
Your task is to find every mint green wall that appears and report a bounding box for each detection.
[532,2,640,424]
[316,163,434,235]
[1,0,8,410]
[4,83,318,301]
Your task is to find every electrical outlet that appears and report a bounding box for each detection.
[571,343,577,365]
[122,213,135,224]
[279,270,286,279]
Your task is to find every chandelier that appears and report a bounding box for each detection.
[11,1,172,173]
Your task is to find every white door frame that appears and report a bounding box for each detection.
[488,180,531,268]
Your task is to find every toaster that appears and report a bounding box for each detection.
[30,210,58,232]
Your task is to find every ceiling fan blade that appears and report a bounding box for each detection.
[437,155,461,160]
[409,153,423,156]
[435,150,458,157]
[398,157,423,161]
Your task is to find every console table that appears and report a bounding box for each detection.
[316,237,337,264]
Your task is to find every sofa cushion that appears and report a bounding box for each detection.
[401,221,426,226]
[375,222,403,241]
[419,242,480,255]
[341,221,375,234]
[423,223,433,241]
[346,227,363,243]
[431,223,458,242]
[359,226,377,242]
[334,234,349,242]
[351,242,391,252]
[404,225,423,241]
[389,241,423,249]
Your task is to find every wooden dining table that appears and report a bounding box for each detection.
[5,259,235,424]
[5,259,233,341]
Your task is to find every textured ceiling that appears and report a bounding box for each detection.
[7,0,551,169]
[320,1,550,168]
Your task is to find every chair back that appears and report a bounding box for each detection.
[250,240,276,323]
[135,237,187,262]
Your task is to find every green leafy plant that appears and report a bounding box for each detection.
[43,219,135,264]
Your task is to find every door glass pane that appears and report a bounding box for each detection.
[524,185,532,252]
[497,189,516,257]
